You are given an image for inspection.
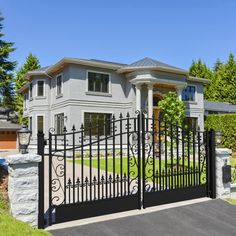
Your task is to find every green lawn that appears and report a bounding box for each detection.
[0,191,50,236]
[225,198,236,205]
[231,156,236,167]
[72,157,205,185]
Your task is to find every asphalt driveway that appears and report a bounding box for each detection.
[50,199,236,236]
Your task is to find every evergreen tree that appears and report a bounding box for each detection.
[15,53,40,124]
[0,14,16,108]
[189,59,213,100]
[214,53,236,104]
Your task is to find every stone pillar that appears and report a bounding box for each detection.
[136,84,142,111]
[215,148,232,198]
[147,83,153,119]
[6,154,42,227]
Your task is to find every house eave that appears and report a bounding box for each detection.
[117,66,188,75]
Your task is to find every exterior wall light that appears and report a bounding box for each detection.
[17,125,32,154]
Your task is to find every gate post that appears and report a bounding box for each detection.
[37,132,45,228]
[207,129,216,199]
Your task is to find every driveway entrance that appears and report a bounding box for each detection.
[49,199,236,236]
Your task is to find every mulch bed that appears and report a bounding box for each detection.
[0,166,8,201]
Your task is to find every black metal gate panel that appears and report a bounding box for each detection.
[141,113,209,208]
[38,111,215,227]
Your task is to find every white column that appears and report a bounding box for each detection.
[136,84,141,111]
[148,83,153,118]
[176,86,183,101]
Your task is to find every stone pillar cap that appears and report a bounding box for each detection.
[215,148,232,155]
[5,153,42,165]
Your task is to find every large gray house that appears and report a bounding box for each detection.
[19,57,210,144]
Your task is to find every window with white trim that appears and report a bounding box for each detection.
[55,113,64,134]
[88,72,109,93]
[181,85,196,101]
[184,117,198,130]
[84,112,111,136]
[37,81,44,96]
[23,94,27,109]
[28,117,32,131]
[29,83,33,98]
[56,75,62,95]
[37,116,44,133]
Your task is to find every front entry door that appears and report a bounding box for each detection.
[153,108,160,143]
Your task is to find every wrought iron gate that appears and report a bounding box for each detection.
[38,111,216,228]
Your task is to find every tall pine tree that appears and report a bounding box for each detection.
[0,14,16,108]
[15,53,40,124]
[189,59,213,100]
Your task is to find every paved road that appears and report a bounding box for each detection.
[50,199,236,236]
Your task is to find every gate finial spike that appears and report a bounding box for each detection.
[126,112,130,118]
[72,125,76,131]
[80,123,84,129]
[63,126,67,133]
[119,113,123,118]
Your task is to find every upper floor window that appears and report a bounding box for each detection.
[56,75,62,95]
[55,113,64,134]
[37,81,44,97]
[182,85,196,102]
[29,83,33,98]
[23,94,27,109]
[88,71,109,93]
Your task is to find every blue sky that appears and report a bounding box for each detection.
[1,0,236,70]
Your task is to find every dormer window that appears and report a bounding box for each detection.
[37,81,44,97]
[182,85,196,102]
[87,71,110,93]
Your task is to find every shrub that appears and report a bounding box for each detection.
[205,114,236,151]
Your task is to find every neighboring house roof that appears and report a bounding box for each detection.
[0,121,21,130]
[117,57,188,74]
[188,76,210,84]
[204,100,236,113]
[30,66,52,73]
[0,107,10,113]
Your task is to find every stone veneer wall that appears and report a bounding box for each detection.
[215,148,231,198]
[6,154,41,227]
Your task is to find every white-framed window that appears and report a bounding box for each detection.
[29,82,33,98]
[55,113,64,134]
[184,117,198,130]
[84,112,112,136]
[37,80,44,97]
[28,116,32,131]
[37,115,44,133]
[182,85,196,102]
[87,71,110,93]
[23,93,27,109]
[56,74,63,96]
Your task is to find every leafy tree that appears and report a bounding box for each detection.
[158,92,185,125]
[15,53,40,124]
[0,14,16,108]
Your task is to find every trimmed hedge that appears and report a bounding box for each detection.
[205,114,236,151]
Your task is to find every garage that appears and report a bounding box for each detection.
[0,121,21,150]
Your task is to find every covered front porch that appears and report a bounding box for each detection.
[131,72,187,119]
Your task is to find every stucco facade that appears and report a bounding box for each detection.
[20,57,209,145]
